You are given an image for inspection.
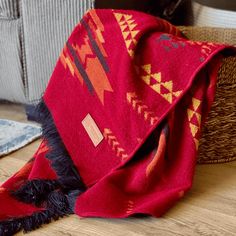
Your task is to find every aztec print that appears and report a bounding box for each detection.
[0,9,234,235]
[103,128,129,161]
[60,10,113,105]
[187,97,202,150]
[137,64,182,104]
[157,33,219,62]
[145,124,168,178]
[126,92,159,125]
[114,12,140,57]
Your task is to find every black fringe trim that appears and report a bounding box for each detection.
[0,99,86,235]
[11,180,60,206]
[36,100,85,191]
[11,100,85,206]
[0,191,72,236]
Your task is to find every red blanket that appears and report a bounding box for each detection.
[0,9,233,235]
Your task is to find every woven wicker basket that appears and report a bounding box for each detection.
[179,26,236,164]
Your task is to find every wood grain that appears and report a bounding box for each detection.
[0,103,236,236]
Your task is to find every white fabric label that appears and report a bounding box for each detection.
[82,114,104,147]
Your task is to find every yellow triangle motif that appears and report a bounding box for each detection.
[142,64,151,74]
[114,13,123,22]
[187,109,195,121]
[133,39,138,46]
[125,39,133,49]
[114,12,140,58]
[123,31,130,40]
[141,75,151,84]
[152,84,161,93]
[173,91,182,97]
[124,15,132,21]
[131,30,139,38]
[120,25,128,32]
[128,23,137,31]
[187,96,202,150]
[152,73,161,82]
[139,64,181,104]
[128,50,134,57]
[119,20,126,26]
[127,19,135,25]
[162,81,173,92]
[190,123,199,137]
[192,97,201,111]
[162,93,173,104]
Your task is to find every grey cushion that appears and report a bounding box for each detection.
[0,18,26,103]
[0,0,19,19]
[0,0,93,103]
[22,0,93,103]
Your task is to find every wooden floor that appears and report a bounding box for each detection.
[0,103,236,236]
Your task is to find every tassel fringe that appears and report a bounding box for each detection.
[0,99,85,235]
[36,100,85,190]
[0,191,72,236]
[12,180,60,206]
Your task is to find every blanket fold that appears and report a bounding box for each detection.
[0,9,234,235]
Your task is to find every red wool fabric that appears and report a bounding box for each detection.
[0,9,234,234]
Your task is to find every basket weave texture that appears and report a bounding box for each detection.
[179,26,236,164]
[179,26,236,46]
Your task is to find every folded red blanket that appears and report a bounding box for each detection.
[0,9,233,235]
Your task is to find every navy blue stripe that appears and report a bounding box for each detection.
[66,42,94,93]
[81,19,109,73]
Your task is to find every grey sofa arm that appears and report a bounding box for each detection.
[0,0,19,19]
[22,0,93,103]
[0,0,26,103]
[0,0,93,103]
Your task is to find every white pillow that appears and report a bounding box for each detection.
[192,1,236,28]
